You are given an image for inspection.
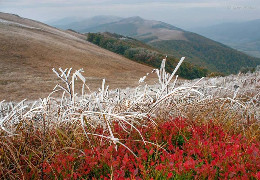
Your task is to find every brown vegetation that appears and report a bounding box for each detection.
[0,12,156,101]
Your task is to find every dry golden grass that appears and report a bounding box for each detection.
[0,12,156,101]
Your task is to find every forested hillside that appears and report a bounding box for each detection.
[150,32,260,74]
[87,32,209,79]
[83,16,260,75]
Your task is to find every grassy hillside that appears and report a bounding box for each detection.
[87,32,209,79]
[82,16,260,75]
[0,13,155,101]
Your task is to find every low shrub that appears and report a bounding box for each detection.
[5,117,256,179]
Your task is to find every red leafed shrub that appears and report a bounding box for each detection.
[41,118,259,179]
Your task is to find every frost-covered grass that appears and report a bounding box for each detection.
[0,57,259,179]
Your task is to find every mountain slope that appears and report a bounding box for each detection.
[82,16,260,74]
[87,32,209,79]
[84,16,186,42]
[50,16,122,32]
[0,13,154,101]
[150,32,260,74]
[191,20,260,58]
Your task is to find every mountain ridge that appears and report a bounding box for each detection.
[84,16,187,43]
[79,16,260,74]
[49,15,122,32]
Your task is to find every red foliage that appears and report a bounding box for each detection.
[41,118,259,179]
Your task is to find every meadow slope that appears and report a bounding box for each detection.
[0,12,155,101]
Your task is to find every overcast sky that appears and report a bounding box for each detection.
[0,0,259,29]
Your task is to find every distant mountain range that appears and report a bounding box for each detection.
[49,16,122,32]
[191,19,260,58]
[83,16,185,42]
[57,16,260,75]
